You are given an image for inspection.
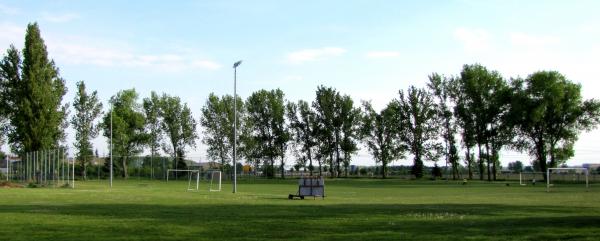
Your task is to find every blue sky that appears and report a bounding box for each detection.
[1,0,600,167]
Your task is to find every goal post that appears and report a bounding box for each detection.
[547,167,589,192]
[209,171,221,192]
[166,169,200,191]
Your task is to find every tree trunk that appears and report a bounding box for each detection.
[477,142,484,180]
[342,152,347,178]
[536,136,548,180]
[335,133,341,178]
[220,158,225,172]
[122,156,128,179]
[466,148,473,179]
[549,141,556,168]
[492,147,498,181]
[280,156,285,179]
[329,152,335,178]
[485,141,491,182]
[382,159,387,179]
[317,157,322,177]
[308,147,313,176]
[81,157,87,181]
[269,156,275,178]
[172,145,178,180]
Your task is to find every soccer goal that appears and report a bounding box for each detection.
[519,172,545,186]
[546,168,589,192]
[166,169,200,191]
[209,171,221,192]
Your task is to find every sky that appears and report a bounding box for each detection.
[1,0,600,167]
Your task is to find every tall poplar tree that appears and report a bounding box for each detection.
[246,89,288,178]
[397,86,441,178]
[71,81,103,180]
[287,100,317,175]
[143,91,162,178]
[159,94,198,170]
[313,86,340,177]
[339,95,360,177]
[360,101,405,178]
[428,73,460,179]
[1,23,68,154]
[455,64,509,181]
[200,93,244,171]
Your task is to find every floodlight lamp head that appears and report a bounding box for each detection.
[233,60,242,68]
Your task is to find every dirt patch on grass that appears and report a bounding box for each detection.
[0,181,24,188]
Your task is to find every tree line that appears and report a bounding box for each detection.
[2,23,599,180]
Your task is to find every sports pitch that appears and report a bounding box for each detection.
[0,178,598,240]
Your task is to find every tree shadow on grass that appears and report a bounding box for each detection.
[0,203,598,241]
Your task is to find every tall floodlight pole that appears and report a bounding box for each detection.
[233,60,242,193]
[110,101,113,188]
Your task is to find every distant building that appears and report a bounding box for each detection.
[190,161,221,171]
[582,163,600,172]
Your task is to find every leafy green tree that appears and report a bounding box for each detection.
[246,89,288,178]
[102,89,146,179]
[158,94,198,170]
[71,81,103,180]
[397,86,441,178]
[449,76,477,179]
[313,86,341,177]
[0,23,68,154]
[360,101,405,178]
[455,64,509,181]
[507,161,523,172]
[509,71,600,179]
[142,91,162,179]
[286,100,318,175]
[0,45,19,147]
[339,95,360,177]
[200,93,244,172]
[312,86,358,177]
[428,73,460,179]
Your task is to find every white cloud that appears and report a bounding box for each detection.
[453,27,491,52]
[0,23,221,72]
[42,12,80,23]
[0,4,19,15]
[366,51,400,58]
[287,47,346,63]
[509,32,560,47]
[44,37,221,71]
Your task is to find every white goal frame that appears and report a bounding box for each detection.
[166,169,200,191]
[546,168,589,192]
[209,171,221,192]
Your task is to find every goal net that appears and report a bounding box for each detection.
[547,168,589,192]
[209,171,221,192]
[166,169,200,191]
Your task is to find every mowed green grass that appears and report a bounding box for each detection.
[0,178,599,241]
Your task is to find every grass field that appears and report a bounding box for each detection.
[0,178,599,241]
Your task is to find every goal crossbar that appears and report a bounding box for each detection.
[547,168,589,192]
